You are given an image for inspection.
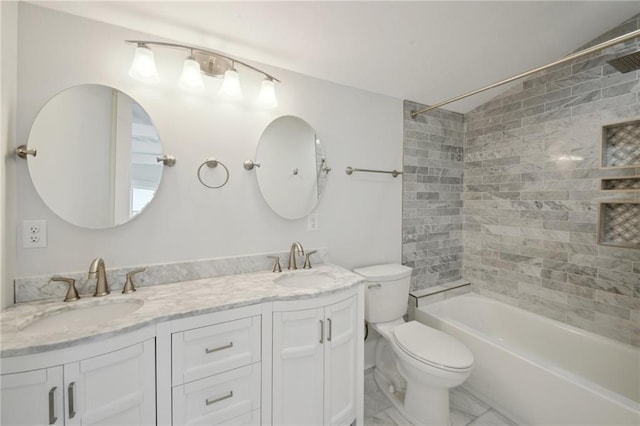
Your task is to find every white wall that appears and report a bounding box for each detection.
[1,1,18,308]
[14,3,403,280]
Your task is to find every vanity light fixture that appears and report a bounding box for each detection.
[220,65,242,98]
[128,43,159,83]
[257,77,278,108]
[126,40,280,107]
[179,51,205,90]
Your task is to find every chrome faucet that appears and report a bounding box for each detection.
[88,258,110,297]
[288,242,305,270]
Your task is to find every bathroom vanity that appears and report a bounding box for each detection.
[0,264,365,426]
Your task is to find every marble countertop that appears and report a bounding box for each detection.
[0,263,364,358]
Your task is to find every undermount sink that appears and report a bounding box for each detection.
[20,299,144,333]
[274,271,336,288]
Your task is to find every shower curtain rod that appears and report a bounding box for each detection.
[410,28,640,119]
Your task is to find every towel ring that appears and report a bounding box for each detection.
[197,158,230,189]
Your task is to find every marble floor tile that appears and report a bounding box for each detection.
[363,369,519,426]
[467,409,518,426]
[384,407,412,426]
[364,369,393,416]
[364,409,398,426]
[450,408,477,426]
[450,386,490,418]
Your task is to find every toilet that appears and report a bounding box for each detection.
[354,264,474,426]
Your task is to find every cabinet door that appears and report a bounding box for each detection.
[1,366,63,425]
[272,308,324,425]
[324,296,358,426]
[65,339,155,426]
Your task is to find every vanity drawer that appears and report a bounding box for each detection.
[172,363,260,425]
[172,316,261,385]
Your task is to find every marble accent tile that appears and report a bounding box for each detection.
[14,249,330,303]
[404,100,465,292]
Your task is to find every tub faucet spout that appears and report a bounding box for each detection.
[288,242,305,270]
[88,257,110,297]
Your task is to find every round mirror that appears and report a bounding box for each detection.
[255,116,329,219]
[26,84,164,229]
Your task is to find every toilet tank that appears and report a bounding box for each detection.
[353,264,413,323]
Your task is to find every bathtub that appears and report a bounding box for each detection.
[415,292,640,425]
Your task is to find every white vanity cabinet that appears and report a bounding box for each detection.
[2,267,365,426]
[272,289,363,426]
[0,327,156,426]
[157,304,267,426]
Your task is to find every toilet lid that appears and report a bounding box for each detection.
[353,264,412,281]
[393,321,473,370]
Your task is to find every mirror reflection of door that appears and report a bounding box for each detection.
[27,85,163,229]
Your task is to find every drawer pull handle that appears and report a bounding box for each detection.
[206,390,233,406]
[327,318,333,342]
[205,342,234,354]
[68,382,76,419]
[48,386,57,424]
[319,320,324,344]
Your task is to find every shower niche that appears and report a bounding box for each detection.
[598,118,640,249]
[597,202,640,249]
[601,119,640,169]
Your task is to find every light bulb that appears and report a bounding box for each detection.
[257,78,278,108]
[128,44,159,83]
[179,56,204,90]
[220,68,242,98]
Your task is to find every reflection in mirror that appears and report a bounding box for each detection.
[255,116,328,219]
[27,84,163,229]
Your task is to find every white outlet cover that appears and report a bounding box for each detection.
[307,213,319,231]
[22,220,47,248]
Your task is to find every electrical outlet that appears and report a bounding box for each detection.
[22,220,47,248]
[307,213,319,231]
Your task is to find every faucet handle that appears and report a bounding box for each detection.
[123,268,146,294]
[51,276,80,302]
[303,250,317,269]
[267,256,282,273]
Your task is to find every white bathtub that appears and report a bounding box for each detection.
[415,292,640,425]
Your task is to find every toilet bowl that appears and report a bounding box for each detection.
[354,264,474,426]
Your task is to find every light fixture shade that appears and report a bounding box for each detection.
[221,68,242,98]
[128,44,159,83]
[179,57,204,90]
[257,78,278,108]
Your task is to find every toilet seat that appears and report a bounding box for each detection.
[392,321,473,372]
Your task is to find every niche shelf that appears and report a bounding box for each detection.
[597,202,640,249]
[601,119,640,169]
[600,176,640,191]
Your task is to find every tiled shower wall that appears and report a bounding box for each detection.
[463,15,640,346]
[402,101,464,291]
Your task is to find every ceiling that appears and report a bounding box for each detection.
[32,1,640,113]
